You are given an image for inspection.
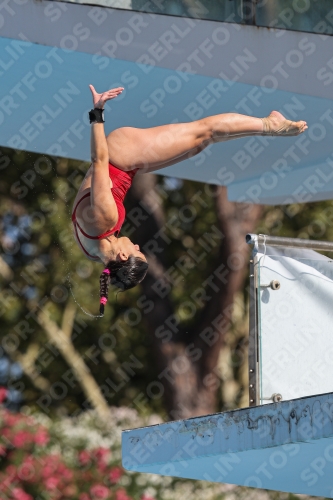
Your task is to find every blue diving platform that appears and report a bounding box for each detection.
[2,0,333,204]
[122,392,333,497]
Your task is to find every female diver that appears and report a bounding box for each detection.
[72,85,308,315]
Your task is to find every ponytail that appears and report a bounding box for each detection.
[99,268,111,316]
[99,256,148,316]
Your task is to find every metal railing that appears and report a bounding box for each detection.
[57,0,333,35]
[246,233,333,252]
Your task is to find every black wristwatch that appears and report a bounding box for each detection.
[89,108,105,124]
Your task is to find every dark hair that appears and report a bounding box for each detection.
[99,256,148,316]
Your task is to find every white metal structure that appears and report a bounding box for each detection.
[247,234,333,406]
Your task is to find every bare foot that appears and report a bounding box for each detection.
[262,110,308,136]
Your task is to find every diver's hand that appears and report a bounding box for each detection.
[89,85,124,109]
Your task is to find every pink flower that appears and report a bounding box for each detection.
[90,484,109,499]
[11,488,33,500]
[78,450,91,466]
[0,387,7,404]
[5,464,17,478]
[58,463,73,481]
[3,412,21,426]
[18,461,37,482]
[141,496,156,500]
[0,444,6,456]
[115,489,131,500]
[94,447,110,463]
[20,455,36,474]
[34,428,49,446]
[94,447,111,473]
[45,476,60,490]
[12,431,33,448]
[2,427,10,438]
[109,467,123,484]
[79,494,91,500]
[42,465,55,479]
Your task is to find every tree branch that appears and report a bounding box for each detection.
[11,343,51,393]
[61,300,77,338]
[32,304,109,419]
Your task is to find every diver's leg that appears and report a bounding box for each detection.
[106,111,307,172]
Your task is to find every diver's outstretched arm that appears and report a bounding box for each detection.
[88,85,123,234]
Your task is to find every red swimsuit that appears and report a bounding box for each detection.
[72,163,138,260]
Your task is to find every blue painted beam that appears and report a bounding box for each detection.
[3,0,333,205]
[122,392,333,497]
